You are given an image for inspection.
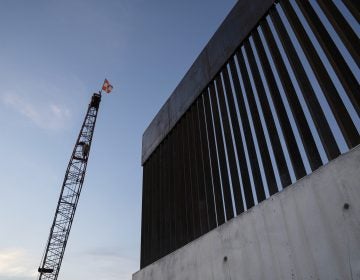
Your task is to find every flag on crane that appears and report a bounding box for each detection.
[102,79,113,93]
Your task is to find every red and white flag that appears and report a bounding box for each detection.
[102,79,113,93]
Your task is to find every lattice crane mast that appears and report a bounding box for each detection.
[37,87,107,279]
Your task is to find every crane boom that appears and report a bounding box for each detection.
[38,93,102,280]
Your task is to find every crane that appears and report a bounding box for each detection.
[37,82,111,279]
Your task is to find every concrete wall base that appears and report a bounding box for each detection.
[133,146,360,280]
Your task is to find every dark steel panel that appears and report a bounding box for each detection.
[192,101,211,234]
[203,91,226,225]
[140,165,145,267]
[180,117,195,241]
[150,150,160,263]
[252,30,307,180]
[317,0,360,68]
[287,0,360,147]
[140,163,148,268]
[215,74,245,215]
[146,162,152,266]
[171,125,179,248]
[162,138,171,257]
[342,0,360,22]
[209,82,235,220]
[168,132,176,252]
[143,161,153,268]
[244,40,292,191]
[158,144,164,258]
[197,97,217,229]
[229,57,266,205]
[174,121,189,247]
[260,19,322,171]
[270,8,340,160]
[297,0,360,120]
[145,157,154,268]
[222,66,255,209]
[236,50,274,200]
[187,107,202,238]
[158,143,165,259]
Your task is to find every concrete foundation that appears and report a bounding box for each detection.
[133,146,360,280]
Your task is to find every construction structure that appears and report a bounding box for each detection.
[134,0,360,279]
[37,93,102,280]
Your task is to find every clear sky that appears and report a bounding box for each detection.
[0,1,236,279]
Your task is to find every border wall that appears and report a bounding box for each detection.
[136,0,360,277]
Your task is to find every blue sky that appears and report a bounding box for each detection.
[0,1,236,279]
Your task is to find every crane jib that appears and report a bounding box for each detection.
[38,92,102,280]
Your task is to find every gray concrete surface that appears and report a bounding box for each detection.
[141,0,275,164]
[133,145,360,280]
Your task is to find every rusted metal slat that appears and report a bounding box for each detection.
[172,125,181,248]
[145,157,154,267]
[203,91,226,225]
[222,66,255,209]
[215,74,245,215]
[181,116,195,241]
[236,49,273,200]
[168,132,176,252]
[259,19,322,171]
[162,138,171,257]
[192,101,211,234]
[140,162,149,268]
[209,82,235,220]
[187,107,203,238]
[342,0,360,22]
[252,29,307,180]
[297,0,360,118]
[139,164,146,267]
[158,143,165,259]
[150,150,160,263]
[197,97,217,229]
[229,56,266,205]
[244,40,292,191]
[317,0,360,68]
[175,121,189,247]
[146,161,153,266]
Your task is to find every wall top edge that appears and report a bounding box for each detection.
[141,0,275,165]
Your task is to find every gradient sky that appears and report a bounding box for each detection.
[0,1,237,279]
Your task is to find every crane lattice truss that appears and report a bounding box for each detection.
[38,93,101,280]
